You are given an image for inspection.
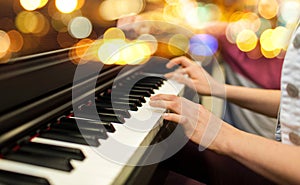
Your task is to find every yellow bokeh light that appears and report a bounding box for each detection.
[15,11,48,35]
[0,30,11,54]
[168,34,189,56]
[261,47,281,59]
[99,0,144,21]
[20,0,41,11]
[258,0,278,19]
[271,26,290,50]
[137,34,158,55]
[16,11,37,33]
[98,39,126,64]
[225,21,250,44]
[120,41,151,65]
[56,0,78,13]
[76,0,85,10]
[38,0,48,8]
[260,28,282,58]
[103,27,126,41]
[236,29,258,52]
[260,29,276,51]
[242,12,261,32]
[165,0,180,5]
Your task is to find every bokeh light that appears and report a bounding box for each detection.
[168,34,189,56]
[118,41,151,65]
[98,39,126,64]
[0,30,11,59]
[68,16,92,39]
[258,0,279,19]
[189,34,218,56]
[56,0,78,13]
[15,11,49,35]
[69,38,94,64]
[137,34,158,55]
[99,0,145,21]
[20,0,42,11]
[7,30,24,52]
[103,27,126,41]
[236,29,258,52]
[279,0,300,24]
[2,0,299,64]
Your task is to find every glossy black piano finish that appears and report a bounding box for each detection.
[0,48,185,184]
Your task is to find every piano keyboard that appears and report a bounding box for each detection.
[0,72,184,185]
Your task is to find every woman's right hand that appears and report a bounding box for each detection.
[165,56,224,97]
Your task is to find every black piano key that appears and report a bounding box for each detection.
[133,82,160,89]
[22,142,85,161]
[132,85,156,93]
[97,99,138,111]
[48,127,100,140]
[140,76,165,83]
[61,117,116,133]
[39,131,100,147]
[95,101,138,112]
[77,111,126,124]
[104,91,146,103]
[98,95,142,107]
[0,169,50,185]
[60,117,108,128]
[51,123,108,139]
[100,122,116,133]
[83,105,131,118]
[126,89,151,97]
[98,107,131,118]
[4,150,73,172]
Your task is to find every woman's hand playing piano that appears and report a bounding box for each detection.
[165,56,225,97]
[149,94,235,152]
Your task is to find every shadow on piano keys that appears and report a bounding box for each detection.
[0,48,189,185]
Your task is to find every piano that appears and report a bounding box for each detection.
[0,47,186,185]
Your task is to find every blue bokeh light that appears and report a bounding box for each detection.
[189,34,218,56]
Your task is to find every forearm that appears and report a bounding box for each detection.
[215,84,281,118]
[215,125,300,185]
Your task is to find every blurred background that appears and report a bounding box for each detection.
[0,0,300,64]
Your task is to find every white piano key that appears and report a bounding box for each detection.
[0,78,184,185]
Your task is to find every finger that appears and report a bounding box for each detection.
[164,72,174,79]
[164,68,186,78]
[163,113,187,124]
[167,73,194,88]
[149,100,171,109]
[166,56,192,69]
[150,94,177,101]
[175,68,187,74]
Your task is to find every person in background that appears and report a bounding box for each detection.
[117,0,290,139]
[149,22,300,184]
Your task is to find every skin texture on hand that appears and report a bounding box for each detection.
[165,56,225,97]
[149,94,227,151]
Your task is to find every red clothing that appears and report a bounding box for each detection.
[219,35,283,89]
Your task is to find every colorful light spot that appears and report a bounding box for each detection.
[189,34,218,56]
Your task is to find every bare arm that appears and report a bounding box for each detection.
[217,123,300,185]
[165,56,280,118]
[223,85,280,118]
[149,94,300,185]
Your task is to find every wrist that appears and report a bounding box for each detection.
[209,82,226,98]
[209,122,242,155]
